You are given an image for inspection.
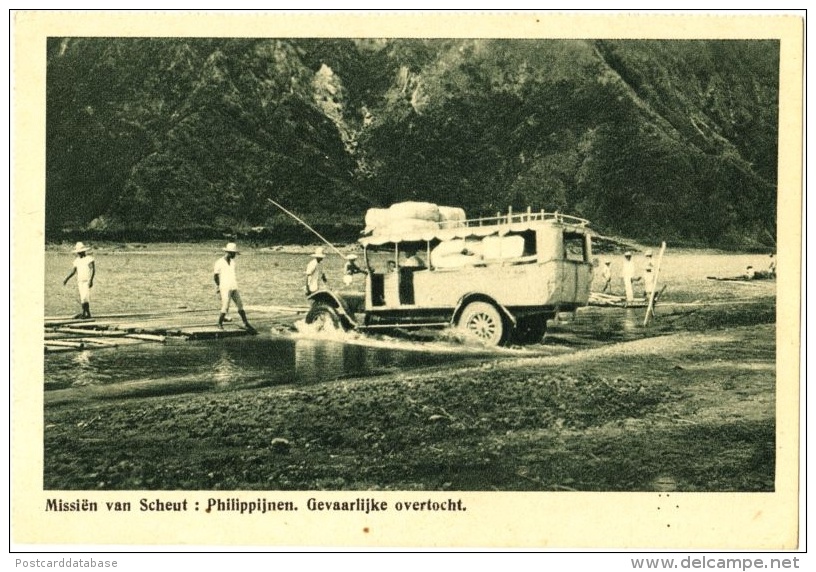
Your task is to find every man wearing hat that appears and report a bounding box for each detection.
[305,247,328,295]
[63,242,95,319]
[213,242,256,334]
[342,253,366,286]
[621,251,636,303]
[601,260,612,293]
[643,250,655,298]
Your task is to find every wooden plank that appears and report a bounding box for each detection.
[44,318,101,328]
[589,291,649,308]
[181,328,253,340]
[54,327,128,337]
[45,337,151,353]
[44,345,77,353]
[45,331,82,340]
[45,340,86,348]
[125,333,166,342]
[112,320,220,332]
[72,338,133,347]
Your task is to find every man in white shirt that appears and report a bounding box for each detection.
[305,247,328,295]
[601,260,612,293]
[643,250,655,297]
[214,242,256,334]
[343,254,366,286]
[63,242,95,319]
[622,251,635,303]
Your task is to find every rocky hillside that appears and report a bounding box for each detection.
[46,38,779,248]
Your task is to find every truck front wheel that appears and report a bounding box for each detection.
[305,302,344,333]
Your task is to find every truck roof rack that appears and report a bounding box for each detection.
[360,210,590,246]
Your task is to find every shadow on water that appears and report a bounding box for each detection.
[44,335,478,402]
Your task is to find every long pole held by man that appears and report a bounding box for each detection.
[266,197,346,259]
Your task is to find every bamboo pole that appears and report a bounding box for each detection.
[44,340,86,348]
[55,327,128,337]
[267,198,346,259]
[126,333,167,342]
[643,241,667,326]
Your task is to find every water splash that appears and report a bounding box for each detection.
[292,319,543,356]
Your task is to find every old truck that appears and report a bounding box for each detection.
[305,207,594,346]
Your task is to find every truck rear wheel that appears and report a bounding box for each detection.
[305,302,344,333]
[458,301,507,346]
[513,317,548,344]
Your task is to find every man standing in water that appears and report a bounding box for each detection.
[213,242,257,334]
[63,241,95,319]
[305,247,328,295]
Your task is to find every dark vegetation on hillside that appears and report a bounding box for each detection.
[46,38,779,248]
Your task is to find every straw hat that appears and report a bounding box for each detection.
[645,250,653,257]
[345,254,358,260]
[223,242,240,253]
[73,242,90,253]
[624,251,632,257]
[312,247,325,258]
[604,260,611,265]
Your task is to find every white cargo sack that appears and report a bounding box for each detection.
[382,218,440,236]
[364,202,467,236]
[482,235,525,260]
[431,239,483,268]
[438,206,466,229]
[364,208,390,234]
[388,201,441,222]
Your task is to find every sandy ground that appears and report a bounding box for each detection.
[43,297,776,492]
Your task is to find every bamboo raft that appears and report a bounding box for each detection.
[588,292,649,308]
[44,305,309,353]
[588,285,666,309]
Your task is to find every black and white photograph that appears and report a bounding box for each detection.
[12,11,803,549]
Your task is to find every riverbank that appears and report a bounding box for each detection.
[43,297,776,491]
[45,241,362,256]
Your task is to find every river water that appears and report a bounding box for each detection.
[44,244,775,401]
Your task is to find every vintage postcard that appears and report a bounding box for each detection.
[11,11,803,549]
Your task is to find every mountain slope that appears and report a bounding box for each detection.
[45,38,779,248]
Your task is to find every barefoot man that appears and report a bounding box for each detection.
[213,242,257,334]
[62,241,95,319]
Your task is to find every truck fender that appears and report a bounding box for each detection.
[451,293,517,328]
